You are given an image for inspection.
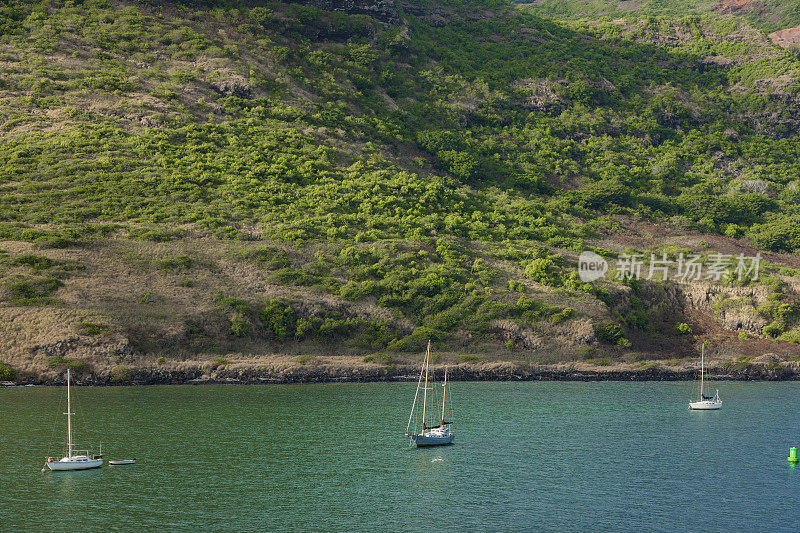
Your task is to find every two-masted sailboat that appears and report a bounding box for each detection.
[405,341,454,447]
[45,369,103,471]
[689,342,721,410]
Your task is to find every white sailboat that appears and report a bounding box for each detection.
[405,341,454,447]
[45,369,103,471]
[689,343,721,410]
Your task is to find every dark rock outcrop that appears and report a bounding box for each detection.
[296,0,398,24]
[210,76,252,98]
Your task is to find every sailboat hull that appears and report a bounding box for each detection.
[47,458,102,471]
[411,434,454,447]
[689,400,722,410]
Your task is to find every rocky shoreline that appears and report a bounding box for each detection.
[3,361,797,386]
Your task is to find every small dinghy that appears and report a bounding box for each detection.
[109,459,136,465]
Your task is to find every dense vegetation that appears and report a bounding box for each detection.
[517,0,800,34]
[2,0,800,377]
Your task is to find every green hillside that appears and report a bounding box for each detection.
[518,0,800,34]
[1,0,800,382]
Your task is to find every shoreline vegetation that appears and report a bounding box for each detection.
[4,0,800,375]
[2,356,797,386]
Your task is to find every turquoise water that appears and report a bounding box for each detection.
[2,381,800,531]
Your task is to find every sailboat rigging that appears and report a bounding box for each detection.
[405,340,454,447]
[44,369,103,471]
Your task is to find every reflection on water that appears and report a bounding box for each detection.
[1,381,800,531]
[44,467,104,498]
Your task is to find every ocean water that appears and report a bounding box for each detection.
[1,381,799,531]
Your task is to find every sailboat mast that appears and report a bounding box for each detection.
[699,343,705,400]
[421,340,430,431]
[66,368,72,458]
[406,361,425,435]
[441,365,447,424]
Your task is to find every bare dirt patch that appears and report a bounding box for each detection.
[715,0,761,15]
[769,25,800,48]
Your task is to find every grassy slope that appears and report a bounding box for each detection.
[517,0,800,34]
[1,0,800,382]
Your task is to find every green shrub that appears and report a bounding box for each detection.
[515,296,563,322]
[751,216,800,253]
[724,193,776,225]
[578,180,631,208]
[551,307,574,324]
[238,246,291,269]
[523,258,562,286]
[0,362,15,381]
[724,224,744,238]
[75,321,107,336]
[675,322,693,335]
[396,328,447,352]
[595,323,623,344]
[109,366,134,383]
[4,277,64,304]
[157,255,193,273]
[218,297,252,314]
[229,313,253,337]
[260,298,297,339]
[12,254,57,271]
[385,334,407,350]
[507,280,526,292]
[295,354,314,365]
[723,356,753,372]
[138,292,156,304]
[763,320,785,338]
[34,236,75,249]
[47,356,89,374]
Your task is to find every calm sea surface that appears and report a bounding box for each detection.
[1,381,799,531]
